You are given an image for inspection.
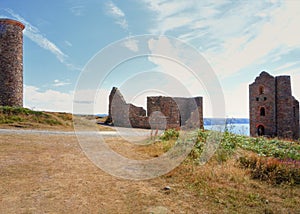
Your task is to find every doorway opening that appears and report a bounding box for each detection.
[257,125,265,136]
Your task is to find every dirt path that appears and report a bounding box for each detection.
[0,132,204,213]
[1,130,299,213]
[0,126,155,137]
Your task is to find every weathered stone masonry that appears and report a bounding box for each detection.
[249,71,299,139]
[107,87,203,130]
[0,19,25,107]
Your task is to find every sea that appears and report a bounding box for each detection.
[96,114,250,136]
[204,123,250,136]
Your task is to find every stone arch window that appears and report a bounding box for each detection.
[259,86,264,95]
[257,125,265,136]
[260,107,265,116]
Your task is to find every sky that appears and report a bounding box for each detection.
[1,0,300,118]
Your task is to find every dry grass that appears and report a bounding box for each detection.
[0,133,299,213]
[0,106,113,131]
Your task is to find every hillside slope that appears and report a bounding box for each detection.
[0,106,73,130]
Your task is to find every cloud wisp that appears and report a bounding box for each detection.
[105,1,128,31]
[4,9,81,71]
[53,79,71,87]
[142,0,300,78]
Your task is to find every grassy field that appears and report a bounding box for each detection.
[0,129,299,213]
[0,107,299,213]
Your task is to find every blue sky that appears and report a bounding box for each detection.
[1,0,300,118]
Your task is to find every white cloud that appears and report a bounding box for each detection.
[24,85,73,112]
[73,88,111,114]
[147,37,194,85]
[272,62,300,74]
[68,0,87,16]
[5,9,80,71]
[276,69,300,102]
[142,0,300,79]
[65,40,73,47]
[224,82,249,118]
[24,85,110,114]
[142,0,221,34]
[53,79,71,87]
[70,5,85,16]
[105,1,128,30]
[210,0,300,78]
[291,73,300,101]
[147,36,225,118]
[122,38,139,52]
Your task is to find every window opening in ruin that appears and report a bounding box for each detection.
[257,125,265,136]
[179,113,182,126]
[259,86,264,95]
[260,107,265,116]
[264,97,267,101]
[256,97,259,101]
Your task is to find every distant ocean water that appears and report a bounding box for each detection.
[96,114,250,136]
[204,123,250,136]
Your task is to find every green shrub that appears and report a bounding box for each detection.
[160,129,179,141]
[189,129,206,160]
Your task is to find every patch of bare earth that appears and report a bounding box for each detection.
[0,133,299,213]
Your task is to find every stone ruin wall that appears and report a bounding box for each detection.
[249,72,277,137]
[249,71,300,140]
[107,87,203,130]
[147,96,203,129]
[0,19,25,107]
[107,87,149,128]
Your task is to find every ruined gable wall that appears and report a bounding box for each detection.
[249,72,276,137]
[109,87,148,128]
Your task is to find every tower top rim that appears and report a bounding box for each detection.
[0,18,25,30]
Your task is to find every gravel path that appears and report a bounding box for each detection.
[0,127,154,137]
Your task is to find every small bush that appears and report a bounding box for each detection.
[160,129,179,141]
[239,154,300,185]
[189,129,206,160]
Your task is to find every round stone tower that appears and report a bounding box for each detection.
[0,18,25,107]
